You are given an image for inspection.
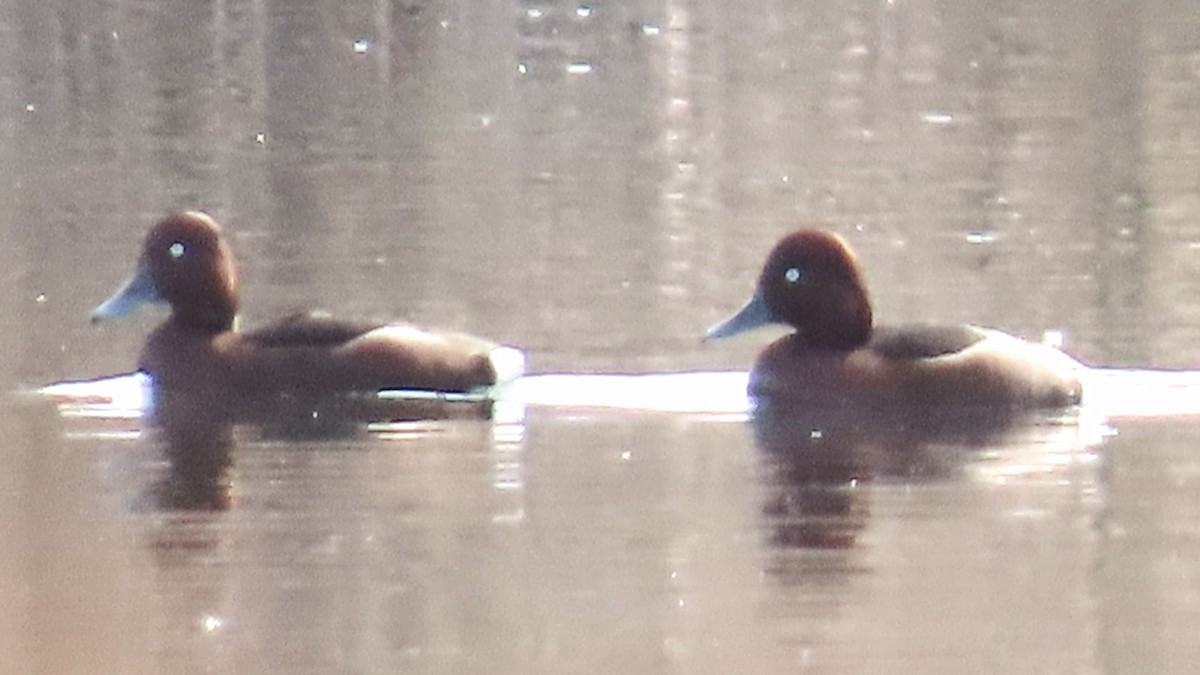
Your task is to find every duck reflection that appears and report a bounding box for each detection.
[751,398,1066,554]
[139,384,252,512]
[140,381,495,512]
[143,399,236,512]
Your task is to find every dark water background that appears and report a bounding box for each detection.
[4,0,1200,672]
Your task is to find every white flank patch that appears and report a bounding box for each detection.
[488,346,527,385]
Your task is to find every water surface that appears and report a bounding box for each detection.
[5,0,1200,672]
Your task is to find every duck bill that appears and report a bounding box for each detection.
[91,262,163,323]
[705,292,777,341]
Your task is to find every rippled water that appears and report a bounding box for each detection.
[5,0,1200,672]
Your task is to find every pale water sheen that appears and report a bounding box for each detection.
[6,0,1200,672]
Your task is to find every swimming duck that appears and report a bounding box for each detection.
[705,229,1083,408]
[92,212,523,399]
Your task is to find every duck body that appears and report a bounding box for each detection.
[707,229,1083,409]
[93,212,521,401]
[750,324,1082,408]
[136,314,500,397]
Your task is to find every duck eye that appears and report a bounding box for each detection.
[168,242,186,260]
[784,266,806,284]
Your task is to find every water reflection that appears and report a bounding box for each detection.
[41,368,506,514]
[28,366,1111,672]
[751,397,1084,556]
[153,382,503,507]
[9,0,1200,668]
[143,408,236,512]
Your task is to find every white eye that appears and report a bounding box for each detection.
[168,242,186,259]
[784,266,806,284]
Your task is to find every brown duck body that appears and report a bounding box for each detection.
[95,212,519,398]
[707,229,1082,408]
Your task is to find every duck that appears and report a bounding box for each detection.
[705,228,1083,408]
[92,212,524,400]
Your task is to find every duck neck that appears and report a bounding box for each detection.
[172,298,237,333]
[804,300,873,351]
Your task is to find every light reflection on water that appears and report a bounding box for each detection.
[21,364,1189,671]
[35,350,1200,671]
[38,365,1200,426]
[8,0,1200,671]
